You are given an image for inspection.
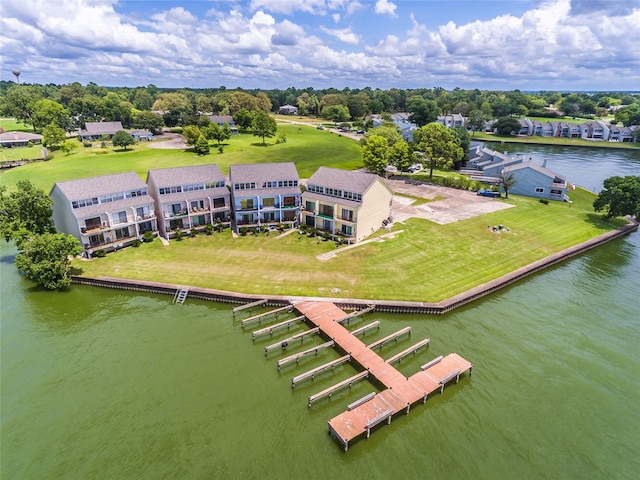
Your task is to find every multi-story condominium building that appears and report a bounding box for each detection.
[50,172,157,256]
[229,162,301,233]
[301,167,393,243]
[146,164,230,237]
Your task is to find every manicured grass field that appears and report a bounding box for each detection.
[0,124,362,191]
[0,118,33,132]
[73,187,624,302]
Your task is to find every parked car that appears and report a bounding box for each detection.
[408,163,423,173]
[316,125,325,130]
[356,130,366,134]
[476,189,501,197]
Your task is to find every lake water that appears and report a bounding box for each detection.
[1,145,639,479]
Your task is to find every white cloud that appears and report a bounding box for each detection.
[374,0,397,17]
[319,26,360,44]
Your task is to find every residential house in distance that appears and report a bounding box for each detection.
[278,104,298,115]
[50,172,157,257]
[369,113,417,141]
[229,162,301,233]
[503,161,569,201]
[0,131,43,148]
[78,121,125,141]
[301,167,393,243]
[146,164,230,238]
[208,115,238,134]
[437,113,466,129]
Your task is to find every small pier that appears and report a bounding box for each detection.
[242,300,472,451]
[366,326,411,350]
[336,305,376,325]
[291,355,351,388]
[385,337,430,365]
[307,371,370,407]
[240,305,293,328]
[292,301,472,451]
[264,327,320,355]
[251,315,306,340]
[350,320,381,337]
[232,299,268,317]
[277,341,335,370]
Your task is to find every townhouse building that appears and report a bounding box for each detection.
[50,172,157,256]
[146,164,230,237]
[301,167,393,243]
[229,162,301,233]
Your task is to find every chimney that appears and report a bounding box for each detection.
[542,158,548,168]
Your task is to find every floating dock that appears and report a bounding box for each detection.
[292,301,472,451]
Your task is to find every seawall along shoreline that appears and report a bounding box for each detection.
[71,218,638,314]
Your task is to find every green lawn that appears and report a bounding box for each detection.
[0,117,34,132]
[0,124,363,191]
[73,188,624,302]
[0,145,45,162]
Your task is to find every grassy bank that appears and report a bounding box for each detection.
[471,131,639,149]
[73,187,624,302]
[0,124,362,191]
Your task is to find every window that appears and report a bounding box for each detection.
[171,204,183,214]
[341,209,354,222]
[263,198,275,207]
[263,212,275,222]
[341,225,352,236]
[535,187,545,193]
[322,219,332,231]
[283,196,296,207]
[115,211,128,223]
[320,205,333,217]
[191,200,205,210]
[305,200,315,212]
[136,206,149,218]
[240,199,255,209]
[192,215,205,226]
[213,197,225,208]
[115,227,130,240]
[85,217,101,230]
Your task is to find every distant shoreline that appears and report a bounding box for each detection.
[474,135,640,151]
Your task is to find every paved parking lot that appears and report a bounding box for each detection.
[387,177,514,225]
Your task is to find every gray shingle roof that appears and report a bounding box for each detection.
[306,167,380,194]
[52,172,147,199]
[229,162,299,184]
[0,131,43,142]
[505,161,567,182]
[82,121,124,135]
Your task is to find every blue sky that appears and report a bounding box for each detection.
[1,0,639,91]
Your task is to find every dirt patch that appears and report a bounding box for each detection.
[387,178,514,225]
[148,132,188,150]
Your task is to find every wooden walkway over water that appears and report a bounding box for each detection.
[292,300,472,451]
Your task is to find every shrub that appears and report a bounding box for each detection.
[189,228,197,237]
[142,231,154,243]
[27,140,34,147]
[218,146,224,154]
[239,227,247,236]
[322,231,331,241]
[131,239,142,247]
[205,224,214,235]
[83,142,92,148]
[170,127,183,134]
[174,228,184,241]
[93,249,106,258]
[539,198,549,205]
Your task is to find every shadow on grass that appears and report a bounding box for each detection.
[250,142,273,147]
[583,212,628,229]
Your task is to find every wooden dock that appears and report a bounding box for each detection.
[292,301,472,451]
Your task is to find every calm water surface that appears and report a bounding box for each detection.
[1,145,639,479]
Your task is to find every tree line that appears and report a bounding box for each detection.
[1,81,639,142]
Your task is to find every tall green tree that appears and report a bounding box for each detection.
[0,181,55,244]
[194,135,210,155]
[31,98,69,130]
[181,125,202,146]
[15,233,82,290]
[390,140,413,172]
[593,176,640,219]
[42,123,67,147]
[407,96,438,127]
[233,108,254,130]
[361,134,391,175]
[112,130,135,150]
[493,117,521,135]
[133,111,164,135]
[413,123,464,179]
[252,110,277,145]
[321,104,350,125]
